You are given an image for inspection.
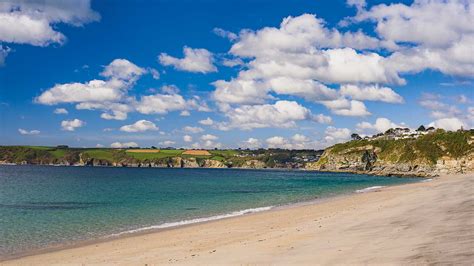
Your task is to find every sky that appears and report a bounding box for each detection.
[0,0,473,149]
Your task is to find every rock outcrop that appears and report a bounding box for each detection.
[306,131,474,177]
[240,160,266,169]
[201,159,228,168]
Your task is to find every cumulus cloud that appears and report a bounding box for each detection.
[159,46,217,73]
[217,100,328,130]
[428,117,468,131]
[53,108,68,114]
[340,84,404,103]
[200,134,218,141]
[213,27,238,41]
[119,120,159,133]
[419,93,471,127]
[209,3,473,123]
[159,140,176,146]
[183,135,193,142]
[356,117,406,134]
[180,110,191,116]
[265,134,314,149]
[18,128,40,135]
[136,93,187,115]
[191,140,222,149]
[0,0,99,47]
[240,138,262,149]
[0,45,10,65]
[212,79,270,105]
[61,119,84,131]
[36,60,208,120]
[353,0,474,77]
[322,126,351,145]
[266,136,290,149]
[36,59,145,106]
[110,142,138,148]
[321,99,370,116]
[183,126,204,134]
[199,117,214,126]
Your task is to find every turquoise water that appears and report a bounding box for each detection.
[0,165,421,256]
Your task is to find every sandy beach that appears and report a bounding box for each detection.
[3,173,473,265]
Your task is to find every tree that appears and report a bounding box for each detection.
[416,125,426,132]
[351,133,362,140]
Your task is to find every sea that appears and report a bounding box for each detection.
[0,165,422,257]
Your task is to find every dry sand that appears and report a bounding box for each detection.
[3,173,473,265]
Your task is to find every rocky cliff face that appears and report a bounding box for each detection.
[306,131,474,177]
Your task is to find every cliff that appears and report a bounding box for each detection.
[306,129,474,177]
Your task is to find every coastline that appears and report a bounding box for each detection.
[3,173,472,264]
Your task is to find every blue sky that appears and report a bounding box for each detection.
[0,0,472,149]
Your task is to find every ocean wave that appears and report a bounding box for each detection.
[109,206,274,237]
[355,186,385,193]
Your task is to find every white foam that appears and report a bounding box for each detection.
[356,186,385,193]
[421,178,433,182]
[109,206,274,237]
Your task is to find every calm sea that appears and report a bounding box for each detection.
[0,165,421,256]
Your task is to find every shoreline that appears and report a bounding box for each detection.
[4,173,473,264]
[0,163,430,178]
[0,181,392,261]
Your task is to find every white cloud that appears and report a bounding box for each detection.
[0,0,99,47]
[100,58,146,82]
[96,144,104,148]
[110,142,138,148]
[212,79,270,105]
[265,134,315,149]
[61,119,84,131]
[213,27,238,41]
[183,135,193,142]
[266,136,290,149]
[0,45,10,65]
[419,93,464,120]
[148,68,160,80]
[428,117,468,131]
[36,79,125,105]
[356,117,406,134]
[36,59,145,106]
[199,117,214,126]
[321,99,370,116]
[36,59,204,121]
[240,138,261,149]
[18,128,40,135]
[291,134,310,143]
[161,85,180,94]
[353,0,474,77]
[201,134,218,141]
[183,126,204,134]
[340,84,404,103]
[120,120,159,133]
[191,140,222,149]
[180,110,191,116]
[222,57,244,67]
[217,100,328,130]
[323,126,351,145]
[136,93,187,115]
[159,46,217,73]
[159,140,176,146]
[53,108,68,114]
